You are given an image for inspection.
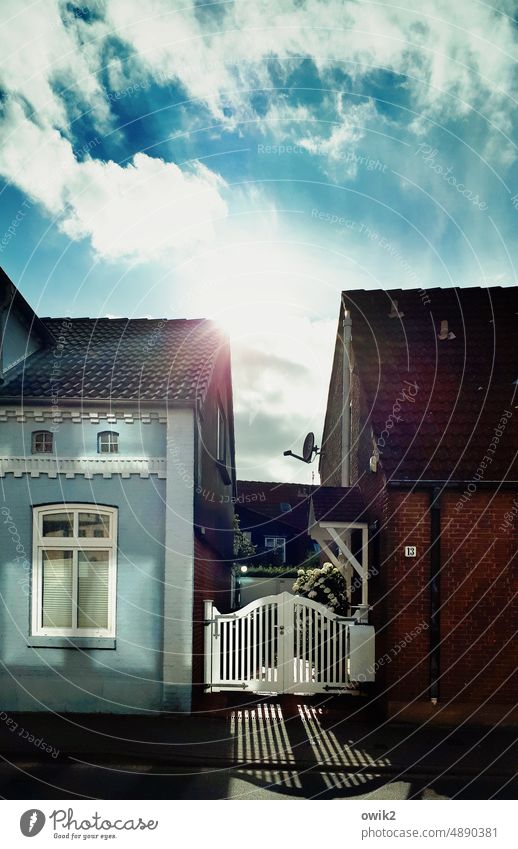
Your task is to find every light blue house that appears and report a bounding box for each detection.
[0,269,236,714]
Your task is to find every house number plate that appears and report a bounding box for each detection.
[405,546,417,557]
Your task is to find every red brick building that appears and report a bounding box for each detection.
[319,286,518,724]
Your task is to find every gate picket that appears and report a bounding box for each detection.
[319,611,324,684]
[221,619,227,681]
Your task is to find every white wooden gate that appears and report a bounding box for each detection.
[204,592,375,694]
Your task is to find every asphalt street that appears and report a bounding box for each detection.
[0,759,516,800]
[1,704,516,800]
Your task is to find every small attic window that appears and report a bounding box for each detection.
[97,431,119,454]
[32,431,53,454]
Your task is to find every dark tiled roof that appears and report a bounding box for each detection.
[344,287,518,480]
[237,481,367,531]
[236,480,315,532]
[311,486,367,524]
[0,316,226,403]
[0,268,55,347]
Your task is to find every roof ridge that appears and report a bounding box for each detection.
[41,316,210,323]
[237,479,315,486]
[342,285,514,295]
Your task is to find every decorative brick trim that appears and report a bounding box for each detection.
[0,456,167,479]
[0,408,167,424]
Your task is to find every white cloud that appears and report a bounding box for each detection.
[106,0,518,132]
[0,0,515,252]
[0,0,110,132]
[172,234,341,480]
[0,101,78,215]
[257,102,314,135]
[231,315,337,481]
[61,152,227,261]
[0,100,228,261]
[299,100,373,160]
[296,98,379,180]
[0,1,229,262]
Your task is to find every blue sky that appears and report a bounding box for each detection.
[1,0,517,481]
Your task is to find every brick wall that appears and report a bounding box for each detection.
[192,535,231,689]
[320,316,518,719]
[374,489,518,714]
[319,319,344,486]
[440,491,518,706]
[377,490,431,701]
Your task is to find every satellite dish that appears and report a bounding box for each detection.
[283,432,320,464]
[302,432,315,463]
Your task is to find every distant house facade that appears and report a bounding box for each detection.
[234,480,317,604]
[319,286,518,723]
[0,269,236,714]
[235,480,316,566]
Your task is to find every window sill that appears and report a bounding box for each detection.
[27,637,116,650]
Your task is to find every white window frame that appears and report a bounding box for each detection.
[97,431,119,454]
[31,504,118,638]
[31,430,53,454]
[264,536,286,563]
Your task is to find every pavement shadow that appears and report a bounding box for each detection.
[225,701,395,799]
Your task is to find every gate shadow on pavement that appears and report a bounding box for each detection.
[1,700,516,799]
[227,701,394,799]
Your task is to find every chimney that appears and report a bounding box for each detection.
[388,299,404,318]
[438,319,456,340]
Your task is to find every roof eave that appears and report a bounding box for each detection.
[1,269,56,346]
[387,478,518,489]
[0,396,198,408]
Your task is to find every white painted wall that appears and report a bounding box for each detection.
[162,407,195,712]
[239,576,295,607]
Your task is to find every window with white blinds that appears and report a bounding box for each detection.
[77,551,109,628]
[32,505,117,638]
[42,550,73,628]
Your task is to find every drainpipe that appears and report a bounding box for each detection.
[429,487,441,703]
[341,303,352,487]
